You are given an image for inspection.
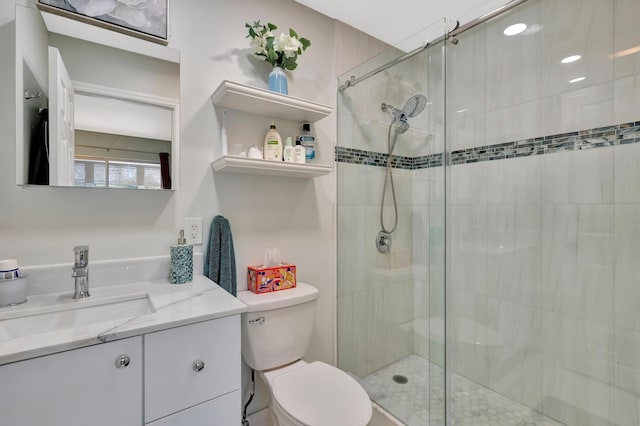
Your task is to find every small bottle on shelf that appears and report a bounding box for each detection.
[283,137,295,162]
[220,110,228,156]
[263,122,283,161]
[294,139,306,164]
[298,122,316,163]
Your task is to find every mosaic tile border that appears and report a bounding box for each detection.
[335,120,640,169]
[334,146,443,170]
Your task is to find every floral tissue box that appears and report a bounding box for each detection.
[247,263,296,294]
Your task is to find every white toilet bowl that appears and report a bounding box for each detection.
[261,360,372,426]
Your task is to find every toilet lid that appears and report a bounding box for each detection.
[271,361,372,426]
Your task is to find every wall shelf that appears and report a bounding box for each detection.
[211,80,332,123]
[211,156,332,178]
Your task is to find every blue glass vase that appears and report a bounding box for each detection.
[268,66,288,95]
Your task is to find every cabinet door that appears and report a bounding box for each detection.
[144,315,241,422]
[147,390,240,426]
[0,337,142,426]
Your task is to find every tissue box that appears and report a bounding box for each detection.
[247,263,296,294]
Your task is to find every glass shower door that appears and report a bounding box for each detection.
[336,24,447,425]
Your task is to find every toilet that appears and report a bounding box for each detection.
[237,282,372,426]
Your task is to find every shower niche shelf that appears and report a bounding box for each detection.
[211,80,333,178]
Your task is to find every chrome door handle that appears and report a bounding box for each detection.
[192,360,205,372]
[248,317,265,325]
[115,354,130,369]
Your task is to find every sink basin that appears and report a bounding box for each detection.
[0,293,156,342]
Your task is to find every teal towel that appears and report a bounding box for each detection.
[204,215,237,296]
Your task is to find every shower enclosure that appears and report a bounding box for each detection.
[337,0,640,425]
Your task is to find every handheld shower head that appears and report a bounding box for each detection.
[381,94,427,128]
[403,94,428,118]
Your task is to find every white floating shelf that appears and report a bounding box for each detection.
[211,156,332,178]
[211,80,332,123]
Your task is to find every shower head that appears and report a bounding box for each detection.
[403,94,428,118]
[381,94,428,133]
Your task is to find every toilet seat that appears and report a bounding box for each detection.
[271,361,372,426]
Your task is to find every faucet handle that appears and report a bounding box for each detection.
[73,245,89,267]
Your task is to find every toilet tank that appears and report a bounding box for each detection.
[236,282,318,371]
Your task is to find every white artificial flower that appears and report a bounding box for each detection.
[273,33,301,58]
[251,35,268,55]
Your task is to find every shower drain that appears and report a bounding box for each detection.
[392,374,408,384]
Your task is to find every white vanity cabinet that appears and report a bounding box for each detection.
[0,315,242,426]
[0,336,143,426]
[144,315,241,424]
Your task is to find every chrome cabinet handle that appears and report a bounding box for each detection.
[116,354,130,369]
[248,317,265,325]
[192,360,205,372]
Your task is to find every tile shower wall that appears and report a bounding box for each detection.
[447,0,640,425]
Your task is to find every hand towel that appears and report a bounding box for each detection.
[204,215,237,296]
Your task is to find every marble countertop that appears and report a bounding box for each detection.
[0,275,246,365]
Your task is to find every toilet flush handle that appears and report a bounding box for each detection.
[248,317,265,325]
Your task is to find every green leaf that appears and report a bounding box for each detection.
[249,28,257,38]
[268,22,277,31]
[286,62,298,71]
[289,28,298,38]
[299,38,310,49]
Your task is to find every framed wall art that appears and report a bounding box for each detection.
[37,0,169,45]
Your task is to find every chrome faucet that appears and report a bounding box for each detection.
[72,246,90,299]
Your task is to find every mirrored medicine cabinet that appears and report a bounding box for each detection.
[15,5,180,190]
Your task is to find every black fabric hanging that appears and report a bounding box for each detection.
[159,152,171,189]
[27,108,49,185]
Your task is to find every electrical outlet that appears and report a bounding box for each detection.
[184,217,202,244]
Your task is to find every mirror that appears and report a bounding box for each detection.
[16,5,180,190]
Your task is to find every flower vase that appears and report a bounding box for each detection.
[268,66,288,95]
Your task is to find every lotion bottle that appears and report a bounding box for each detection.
[294,139,306,164]
[170,230,193,284]
[263,122,283,161]
[283,137,295,162]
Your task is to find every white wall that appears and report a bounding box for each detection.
[0,0,387,417]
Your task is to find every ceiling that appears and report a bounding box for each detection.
[295,0,513,51]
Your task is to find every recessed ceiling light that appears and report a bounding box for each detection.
[561,55,582,64]
[569,76,586,83]
[504,23,527,36]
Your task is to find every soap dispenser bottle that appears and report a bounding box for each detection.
[170,230,193,284]
[264,122,283,161]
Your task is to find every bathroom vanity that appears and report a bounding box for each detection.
[0,276,246,426]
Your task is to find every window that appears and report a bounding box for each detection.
[75,157,162,189]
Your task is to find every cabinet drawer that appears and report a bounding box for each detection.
[147,390,240,426]
[0,337,142,426]
[144,315,241,422]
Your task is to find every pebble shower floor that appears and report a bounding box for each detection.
[360,355,565,426]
